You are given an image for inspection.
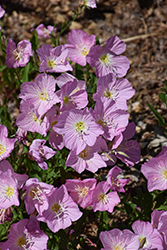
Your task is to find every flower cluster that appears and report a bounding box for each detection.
[1,2,159,249]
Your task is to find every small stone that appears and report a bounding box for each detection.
[70,21,82,30]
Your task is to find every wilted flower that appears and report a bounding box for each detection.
[32,23,57,38]
[29,139,56,170]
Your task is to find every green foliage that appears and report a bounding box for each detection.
[147,102,165,127]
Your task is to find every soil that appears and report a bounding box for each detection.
[1,0,167,249]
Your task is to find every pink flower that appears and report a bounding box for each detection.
[141,150,167,192]
[0,169,19,209]
[22,178,54,215]
[107,166,129,193]
[36,44,73,73]
[87,36,129,78]
[65,178,97,209]
[151,210,165,230]
[0,207,13,224]
[91,181,120,212]
[93,73,135,110]
[132,220,163,249]
[0,160,28,189]
[55,108,104,154]
[56,78,88,111]
[0,124,16,161]
[100,228,139,250]
[91,99,129,141]
[1,216,49,250]
[5,38,32,68]
[29,139,56,170]
[0,6,5,18]
[102,122,141,168]
[19,73,60,116]
[55,73,78,88]
[67,29,96,66]
[43,105,64,150]
[37,185,82,233]
[66,137,107,173]
[79,0,97,8]
[32,23,57,38]
[16,100,47,136]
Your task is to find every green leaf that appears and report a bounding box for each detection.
[75,63,84,80]
[102,211,109,224]
[147,102,165,127]
[0,65,7,72]
[21,62,30,82]
[159,93,167,105]
[30,30,38,51]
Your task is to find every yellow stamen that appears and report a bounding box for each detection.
[75,121,85,133]
[63,96,70,105]
[5,187,14,197]
[52,203,61,213]
[48,60,55,68]
[163,170,167,179]
[17,237,26,247]
[78,148,89,159]
[39,91,48,101]
[100,54,110,65]
[98,193,108,204]
[104,90,113,99]
[0,144,5,155]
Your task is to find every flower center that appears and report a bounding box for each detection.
[75,121,86,133]
[163,170,167,179]
[114,246,123,250]
[75,185,89,198]
[81,46,89,56]
[112,178,121,188]
[113,242,125,250]
[0,144,5,155]
[29,186,43,204]
[63,96,70,105]
[39,91,48,101]
[139,236,147,248]
[48,60,55,68]
[17,236,26,247]
[100,54,110,66]
[32,113,40,123]
[5,187,14,197]
[43,28,50,36]
[96,118,105,128]
[51,202,64,218]
[13,48,22,60]
[78,148,89,159]
[98,193,108,204]
[52,203,61,213]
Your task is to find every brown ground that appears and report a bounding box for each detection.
[1,0,167,248]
